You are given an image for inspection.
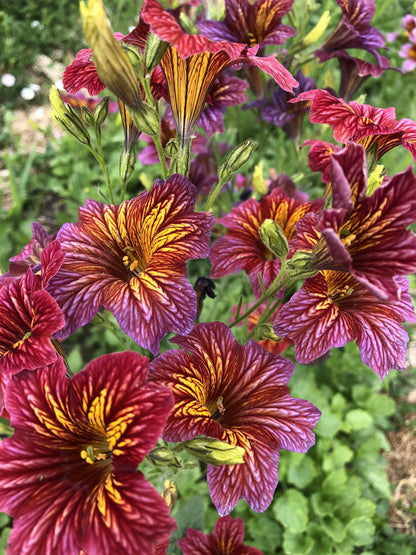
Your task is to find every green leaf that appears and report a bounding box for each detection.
[345,517,375,546]
[310,493,333,517]
[322,468,347,495]
[168,495,205,554]
[344,409,373,431]
[245,515,282,551]
[315,411,342,438]
[321,516,346,543]
[273,489,309,533]
[287,454,318,488]
[349,498,377,519]
[323,443,354,472]
[331,393,347,415]
[283,531,314,555]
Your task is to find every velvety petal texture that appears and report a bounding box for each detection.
[149,322,320,515]
[48,175,215,354]
[274,272,416,381]
[0,352,176,554]
[178,515,264,555]
[210,187,322,297]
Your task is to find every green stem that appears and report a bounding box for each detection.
[92,311,132,349]
[87,141,114,204]
[205,176,228,212]
[153,133,169,179]
[229,259,288,328]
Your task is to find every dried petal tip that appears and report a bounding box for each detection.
[183,436,245,466]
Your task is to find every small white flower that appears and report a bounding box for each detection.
[1,74,16,87]
[20,87,36,100]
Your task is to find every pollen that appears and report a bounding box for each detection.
[122,246,146,277]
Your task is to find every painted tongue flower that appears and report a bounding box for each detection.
[178,515,264,555]
[0,241,65,376]
[210,187,322,297]
[47,175,215,355]
[0,351,176,554]
[293,89,416,163]
[274,271,416,381]
[197,0,295,48]
[149,322,320,515]
[295,143,416,300]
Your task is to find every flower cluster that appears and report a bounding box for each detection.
[2,0,416,553]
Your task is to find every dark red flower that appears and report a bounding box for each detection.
[0,352,176,554]
[149,322,320,515]
[274,272,416,380]
[48,175,215,355]
[210,187,322,297]
[178,515,263,555]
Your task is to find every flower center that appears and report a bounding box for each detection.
[122,246,146,277]
[209,396,225,421]
[81,441,112,465]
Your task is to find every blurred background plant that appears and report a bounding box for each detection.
[1,0,416,553]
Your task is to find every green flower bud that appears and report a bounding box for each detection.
[147,446,183,468]
[119,141,137,184]
[367,164,386,196]
[303,11,331,47]
[254,323,281,343]
[81,106,95,126]
[286,250,317,280]
[145,33,169,74]
[183,436,245,467]
[218,139,257,183]
[80,0,143,110]
[130,102,160,137]
[93,96,109,128]
[49,85,90,145]
[259,219,289,259]
[162,480,178,510]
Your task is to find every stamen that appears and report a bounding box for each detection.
[122,246,144,277]
[210,396,225,421]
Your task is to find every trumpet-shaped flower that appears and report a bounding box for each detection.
[149,322,320,515]
[198,0,295,48]
[294,144,416,300]
[210,187,322,297]
[274,271,416,381]
[48,175,215,354]
[178,515,263,555]
[0,351,176,554]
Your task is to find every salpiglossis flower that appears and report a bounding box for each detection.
[0,241,65,377]
[274,272,416,381]
[210,187,322,297]
[149,322,320,515]
[178,515,264,555]
[0,351,176,554]
[48,175,215,355]
[293,144,416,300]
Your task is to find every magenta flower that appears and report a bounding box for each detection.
[210,187,322,297]
[0,351,176,554]
[274,272,416,381]
[48,175,215,355]
[293,89,416,162]
[0,241,65,377]
[198,0,295,48]
[302,139,342,183]
[149,322,320,515]
[179,515,263,555]
[141,0,298,93]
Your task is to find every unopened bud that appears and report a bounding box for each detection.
[259,219,289,259]
[183,436,245,467]
[252,160,267,195]
[254,323,281,343]
[80,0,143,110]
[93,96,109,128]
[162,480,178,511]
[49,85,90,144]
[165,138,179,159]
[145,33,169,74]
[130,102,160,137]
[119,141,137,183]
[303,11,331,47]
[218,139,257,183]
[81,106,95,126]
[147,446,183,468]
[286,250,317,280]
